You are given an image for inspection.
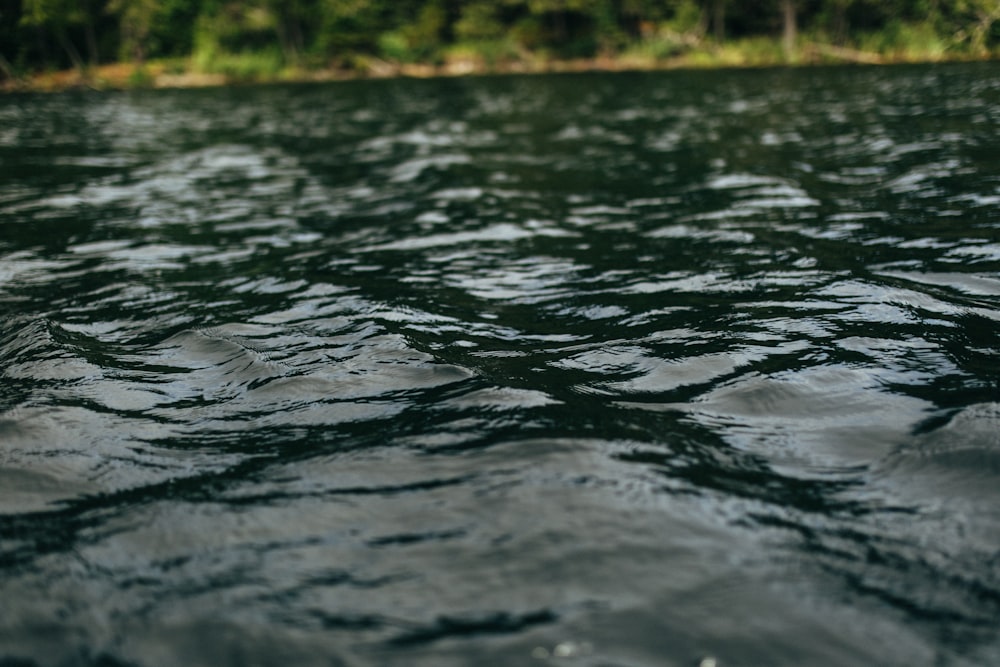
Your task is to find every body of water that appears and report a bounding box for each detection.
[1,63,999,666]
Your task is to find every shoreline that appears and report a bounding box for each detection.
[1,45,994,94]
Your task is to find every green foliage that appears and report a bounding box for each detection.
[623,33,686,62]
[314,0,382,57]
[126,63,154,86]
[108,0,158,61]
[455,2,506,41]
[191,2,290,78]
[20,0,82,29]
[858,19,950,59]
[945,0,1000,55]
[204,48,284,80]
[379,0,446,62]
[2,0,999,85]
[668,0,705,35]
[19,0,96,70]
[149,0,204,57]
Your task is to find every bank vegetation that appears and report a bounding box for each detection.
[1,0,998,91]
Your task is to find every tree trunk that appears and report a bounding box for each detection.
[35,27,52,69]
[289,17,305,57]
[85,21,99,65]
[971,3,1000,55]
[782,0,797,59]
[128,21,148,64]
[553,10,568,44]
[712,0,725,42]
[275,19,293,64]
[54,28,85,72]
[0,54,14,81]
[832,0,848,45]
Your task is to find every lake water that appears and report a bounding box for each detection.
[1,63,999,666]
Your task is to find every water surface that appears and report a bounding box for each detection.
[1,64,999,666]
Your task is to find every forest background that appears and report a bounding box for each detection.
[1,0,999,90]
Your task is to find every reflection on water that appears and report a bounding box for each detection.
[1,64,999,666]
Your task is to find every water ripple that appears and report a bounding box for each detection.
[2,65,999,666]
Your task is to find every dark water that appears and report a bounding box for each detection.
[1,63,999,666]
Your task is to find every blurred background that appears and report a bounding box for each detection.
[1,0,999,87]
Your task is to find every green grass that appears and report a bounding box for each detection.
[444,39,524,70]
[857,21,951,61]
[127,65,155,88]
[193,47,285,82]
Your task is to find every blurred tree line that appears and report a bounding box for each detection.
[1,0,998,79]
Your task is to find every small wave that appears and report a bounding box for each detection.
[878,403,1000,501]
